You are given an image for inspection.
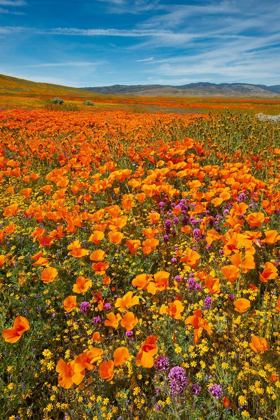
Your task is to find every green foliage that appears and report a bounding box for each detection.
[50,97,64,104]
[84,100,94,106]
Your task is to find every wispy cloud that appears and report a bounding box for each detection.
[136,56,154,62]
[96,0,161,14]
[0,26,26,33]
[0,0,26,5]
[45,27,174,37]
[23,61,104,68]
[0,6,24,13]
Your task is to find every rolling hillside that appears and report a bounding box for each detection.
[0,74,103,99]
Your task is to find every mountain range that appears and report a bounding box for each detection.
[83,82,280,97]
[0,74,279,98]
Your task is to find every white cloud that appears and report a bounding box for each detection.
[0,0,26,5]
[46,27,174,37]
[0,6,24,13]
[136,56,154,62]
[23,61,104,68]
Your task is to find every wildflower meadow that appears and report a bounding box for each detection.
[0,104,280,420]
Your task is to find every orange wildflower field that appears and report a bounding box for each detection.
[0,98,280,419]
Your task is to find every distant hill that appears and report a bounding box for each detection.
[0,74,103,98]
[1,74,279,99]
[83,82,280,98]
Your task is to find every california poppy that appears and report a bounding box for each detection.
[88,230,104,245]
[132,274,152,290]
[115,291,139,312]
[56,359,85,389]
[154,271,170,291]
[113,347,130,366]
[73,276,92,294]
[250,335,269,353]
[221,265,240,284]
[63,296,78,312]
[104,312,122,329]
[185,309,212,344]
[2,316,30,343]
[99,360,114,381]
[160,300,184,320]
[136,336,158,368]
[259,262,278,282]
[90,249,106,262]
[233,298,250,313]
[74,347,103,371]
[41,267,58,283]
[108,231,124,245]
[121,311,138,330]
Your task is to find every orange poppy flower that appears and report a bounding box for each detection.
[206,229,221,245]
[0,255,6,267]
[74,347,103,371]
[126,239,141,255]
[230,251,255,273]
[136,336,158,368]
[40,267,58,283]
[88,230,104,245]
[250,335,269,353]
[115,291,140,312]
[91,261,109,275]
[261,230,280,245]
[32,256,50,266]
[92,331,103,342]
[121,312,138,330]
[121,194,135,211]
[113,347,130,367]
[180,248,200,267]
[135,192,146,203]
[233,298,250,313]
[21,188,32,199]
[221,265,240,284]
[2,316,30,343]
[56,359,85,389]
[3,203,19,217]
[204,275,220,295]
[211,197,223,207]
[132,274,152,290]
[154,271,170,291]
[104,312,122,329]
[107,216,128,231]
[99,360,114,381]
[102,276,111,285]
[73,276,92,294]
[185,309,212,344]
[159,300,184,320]
[6,186,14,195]
[108,231,124,245]
[90,249,106,261]
[246,212,265,228]
[142,238,159,255]
[63,296,78,312]
[67,240,90,258]
[149,212,160,224]
[223,397,231,408]
[41,185,52,195]
[259,262,278,283]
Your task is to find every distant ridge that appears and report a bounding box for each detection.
[1,74,279,98]
[83,82,280,97]
[0,74,104,98]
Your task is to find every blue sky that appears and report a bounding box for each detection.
[0,0,280,87]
